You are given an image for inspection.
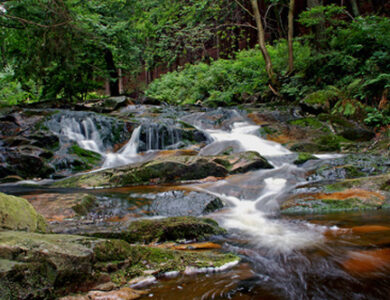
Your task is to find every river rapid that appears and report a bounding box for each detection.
[1,105,389,299]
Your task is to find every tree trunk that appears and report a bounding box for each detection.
[350,0,360,17]
[288,0,295,74]
[250,0,275,84]
[307,0,325,48]
[104,48,119,96]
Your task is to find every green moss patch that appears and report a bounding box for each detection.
[0,193,47,233]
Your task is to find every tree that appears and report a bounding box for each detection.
[249,0,276,85]
[287,0,295,74]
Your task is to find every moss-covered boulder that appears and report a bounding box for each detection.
[283,172,390,214]
[0,193,47,232]
[281,188,387,214]
[93,216,226,244]
[0,230,239,299]
[53,152,272,188]
[299,90,336,114]
[293,152,319,165]
[0,231,135,299]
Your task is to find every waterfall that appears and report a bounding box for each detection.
[102,126,142,168]
[60,116,104,154]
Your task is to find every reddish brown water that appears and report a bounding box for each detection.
[138,210,390,300]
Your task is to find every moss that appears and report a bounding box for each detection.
[109,246,239,284]
[93,239,136,262]
[119,216,226,244]
[0,192,48,233]
[72,195,97,215]
[293,152,318,165]
[344,165,365,178]
[303,90,335,106]
[69,144,102,170]
[318,113,354,128]
[290,117,324,130]
[281,198,379,214]
[314,134,349,152]
[53,152,272,188]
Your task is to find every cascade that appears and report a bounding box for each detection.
[102,126,141,168]
[59,115,104,154]
[195,119,325,252]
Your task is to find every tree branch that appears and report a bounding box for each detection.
[0,12,70,28]
[234,0,254,18]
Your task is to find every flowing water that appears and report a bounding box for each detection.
[8,108,389,299]
[131,112,389,299]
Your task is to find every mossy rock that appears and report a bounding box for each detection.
[71,195,97,216]
[289,117,325,130]
[299,90,336,114]
[69,144,102,171]
[0,193,47,233]
[53,152,272,188]
[94,217,226,244]
[324,173,390,193]
[109,246,239,284]
[281,197,382,214]
[0,231,239,299]
[0,231,135,299]
[293,152,319,165]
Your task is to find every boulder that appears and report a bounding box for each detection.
[0,232,134,299]
[0,193,47,232]
[149,191,224,216]
[0,231,239,299]
[92,216,226,244]
[53,152,273,188]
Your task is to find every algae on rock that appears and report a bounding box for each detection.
[0,192,47,232]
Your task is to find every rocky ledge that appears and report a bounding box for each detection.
[53,151,272,188]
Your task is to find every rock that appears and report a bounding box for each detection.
[281,188,386,214]
[149,191,224,216]
[0,193,47,232]
[0,175,24,183]
[23,193,97,222]
[0,148,55,179]
[0,232,135,299]
[293,152,319,165]
[93,216,226,244]
[299,90,335,114]
[77,96,131,113]
[53,152,272,188]
[340,127,375,141]
[86,287,146,300]
[290,142,322,153]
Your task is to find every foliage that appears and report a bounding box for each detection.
[364,107,390,128]
[146,40,311,105]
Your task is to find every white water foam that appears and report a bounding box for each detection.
[205,122,291,158]
[102,126,142,168]
[60,116,103,153]
[197,121,325,252]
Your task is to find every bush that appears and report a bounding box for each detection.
[146,40,311,106]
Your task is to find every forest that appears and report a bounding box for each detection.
[0,0,389,129]
[1,1,390,300]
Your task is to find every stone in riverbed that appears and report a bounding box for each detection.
[0,230,239,299]
[0,192,47,232]
[149,191,224,216]
[92,216,226,244]
[53,151,272,188]
[281,188,386,214]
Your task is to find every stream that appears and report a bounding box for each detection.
[1,106,389,299]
